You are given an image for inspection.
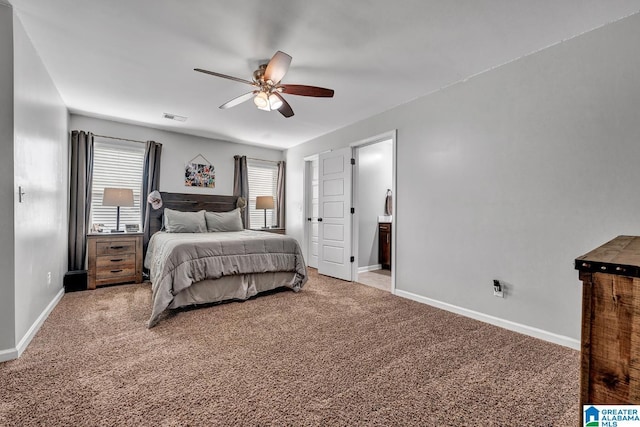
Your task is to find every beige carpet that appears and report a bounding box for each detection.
[0,269,579,426]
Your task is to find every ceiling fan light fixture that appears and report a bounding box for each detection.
[196,50,334,119]
[253,91,269,108]
[268,93,283,110]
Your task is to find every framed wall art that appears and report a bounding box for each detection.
[185,154,215,188]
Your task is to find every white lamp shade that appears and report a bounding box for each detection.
[102,188,134,207]
[255,196,274,210]
[268,93,283,110]
[253,91,269,109]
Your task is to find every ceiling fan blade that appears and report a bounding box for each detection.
[264,51,292,84]
[194,68,255,86]
[274,93,294,118]
[219,91,256,109]
[279,84,334,98]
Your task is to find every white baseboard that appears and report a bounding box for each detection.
[0,347,18,363]
[394,289,580,350]
[12,287,64,359]
[358,264,382,273]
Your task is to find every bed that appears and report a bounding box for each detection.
[145,192,308,327]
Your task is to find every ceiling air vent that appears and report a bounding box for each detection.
[163,113,187,122]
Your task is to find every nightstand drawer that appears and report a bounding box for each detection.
[96,265,137,280]
[96,253,135,269]
[96,240,137,256]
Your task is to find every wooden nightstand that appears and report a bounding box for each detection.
[87,233,143,289]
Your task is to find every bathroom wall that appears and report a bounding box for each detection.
[357,139,393,269]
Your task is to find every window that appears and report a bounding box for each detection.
[90,138,145,230]
[247,159,278,229]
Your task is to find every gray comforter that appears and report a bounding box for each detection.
[145,230,308,327]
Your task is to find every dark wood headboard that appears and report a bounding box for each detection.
[148,192,242,236]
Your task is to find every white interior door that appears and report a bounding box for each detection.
[306,158,319,268]
[318,147,352,281]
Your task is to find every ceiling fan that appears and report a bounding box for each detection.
[195,51,334,118]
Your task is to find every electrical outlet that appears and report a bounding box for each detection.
[493,279,504,298]
[47,272,52,286]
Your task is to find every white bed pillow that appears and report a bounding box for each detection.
[163,208,207,233]
[205,208,244,232]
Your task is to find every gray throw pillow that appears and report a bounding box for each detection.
[163,208,207,233]
[205,208,244,232]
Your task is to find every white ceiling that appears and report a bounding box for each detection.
[8,1,640,149]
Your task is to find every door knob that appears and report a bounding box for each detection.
[318,218,323,222]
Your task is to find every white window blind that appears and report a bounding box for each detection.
[90,139,145,230]
[247,159,278,229]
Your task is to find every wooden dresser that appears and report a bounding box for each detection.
[87,233,143,289]
[575,235,640,412]
[378,222,392,270]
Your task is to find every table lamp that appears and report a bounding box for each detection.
[255,196,274,229]
[102,188,134,232]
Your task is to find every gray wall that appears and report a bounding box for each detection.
[357,140,393,269]
[70,115,284,196]
[13,12,69,343]
[286,13,640,341]
[0,1,16,354]
[0,3,69,359]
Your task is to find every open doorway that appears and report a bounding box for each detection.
[352,137,394,292]
[302,130,396,292]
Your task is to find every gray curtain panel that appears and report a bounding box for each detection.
[142,140,162,251]
[276,161,285,228]
[68,130,94,271]
[233,155,249,228]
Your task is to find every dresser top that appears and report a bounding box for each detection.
[575,235,640,276]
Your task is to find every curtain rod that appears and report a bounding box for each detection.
[247,157,280,164]
[94,134,146,144]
